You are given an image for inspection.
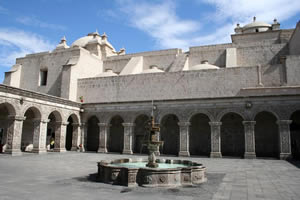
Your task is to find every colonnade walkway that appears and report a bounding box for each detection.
[0,152,300,200]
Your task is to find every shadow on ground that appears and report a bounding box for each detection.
[73,173,225,198]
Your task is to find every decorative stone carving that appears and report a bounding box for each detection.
[122,123,135,155]
[97,123,110,153]
[5,115,26,156]
[277,120,292,160]
[178,121,190,157]
[243,121,256,159]
[209,122,222,158]
[32,118,49,154]
[54,121,68,152]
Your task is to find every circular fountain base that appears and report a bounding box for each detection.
[97,158,206,187]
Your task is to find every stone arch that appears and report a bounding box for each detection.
[133,114,150,154]
[160,114,180,155]
[189,113,211,157]
[46,110,63,151]
[65,113,79,124]
[290,110,300,160]
[0,102,17,153]
[255,111,279,158]
[187,110,214,122]
[158,110,183,124]
[252,108,279,121]
[0,102,17,116]
[21,106,42,152]
[105,113,127,124]
[216,109,245,122]
[220,112,245,157]
[86,115,100,151]
[64,113,78,151]
[108,115,124,153]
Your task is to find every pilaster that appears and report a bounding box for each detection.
[178,122,190,157]
[97,123,110,153]
[32,119,49,154]
[243,121,256,159]
[71,123,80,151]
[54,121,68,152]
[277,120,292,160]
[122,123,135,155]
[5,115,26,156]
[209,122,222,158]
[80,123,87,152]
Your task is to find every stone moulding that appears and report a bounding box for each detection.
[97,158,207,187]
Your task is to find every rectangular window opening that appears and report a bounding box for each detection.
[40,70,48,86]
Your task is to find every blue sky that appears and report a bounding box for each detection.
[0,0,300,83]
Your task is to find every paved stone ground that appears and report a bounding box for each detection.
[0,152,300,200]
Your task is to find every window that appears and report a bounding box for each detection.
[40,69,48,86]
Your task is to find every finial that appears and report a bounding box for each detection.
[236,23,240,27]
[273,18,278,23]
[60,36,66,44]
[253,16,256,22]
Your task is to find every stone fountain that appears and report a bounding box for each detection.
[97,104,207,187]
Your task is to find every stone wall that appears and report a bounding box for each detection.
[77,66,259,103]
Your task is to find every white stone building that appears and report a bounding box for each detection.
[0,18,300,159]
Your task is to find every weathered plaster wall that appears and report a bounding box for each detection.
[289,22,300,55]
[286,55,300,85]
[77,66,259,103]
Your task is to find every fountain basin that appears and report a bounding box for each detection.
[97,158,206,187]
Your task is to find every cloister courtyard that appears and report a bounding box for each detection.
[0,152,300,200]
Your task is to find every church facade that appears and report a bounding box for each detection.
[1,18,300,159]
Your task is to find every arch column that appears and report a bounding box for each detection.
[80,123,87,152]
[98,123,110,153]
[54,121,68,152]
[5,115,26,156]
[277,120,292,160]
[243,121,256,159]
[209,122,222,158]
[71,123,80,151]
[178,122,190,157]
[122,123,135,155]
[32,119,49,154]
[79,123,86,152]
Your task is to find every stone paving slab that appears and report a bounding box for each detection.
[0,152,300,200]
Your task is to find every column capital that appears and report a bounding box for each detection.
[242,121,256,125]
[209,122,222,126]
[8,115,26,121]
[98,123,111,127]
[56,121,69,126]
[276,120,292,125]
[178,122,190,126]
[122,123,135,127]
[41,119,50,123]
[72,123,81,127]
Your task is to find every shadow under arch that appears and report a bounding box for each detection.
[290,110,300,160]
[108,115,124,153]
[255,111,279,158]
[189,113,211,157]
[133,114,150,154]
[160,114,179,155]
[220,112,245,157]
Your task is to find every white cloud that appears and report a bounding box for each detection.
[116,0,201,50]
[202,0,300,25]
[114,0,300,51]
[0,28,55,67]
[16,16,67,31]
